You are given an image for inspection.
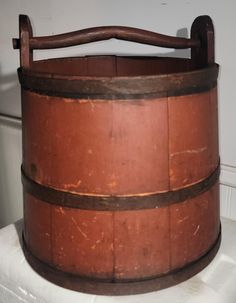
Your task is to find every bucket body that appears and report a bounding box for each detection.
[15,15,220,295]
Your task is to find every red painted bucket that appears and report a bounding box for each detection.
[14,15,220,295]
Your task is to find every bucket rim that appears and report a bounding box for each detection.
[18,59,219,100]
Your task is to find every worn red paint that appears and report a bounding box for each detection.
[15,14,220,295]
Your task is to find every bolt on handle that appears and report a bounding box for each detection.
[13,15,215,69]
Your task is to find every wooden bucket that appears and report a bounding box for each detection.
[14,15,220,295]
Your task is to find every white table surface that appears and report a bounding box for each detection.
[0,217,236,303]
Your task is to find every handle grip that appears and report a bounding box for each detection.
[13,15,214,68]
[13,23,200,51]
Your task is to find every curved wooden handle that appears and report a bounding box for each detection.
[30,26,200,49]
[13,15,214,68]
[13,19,200,51]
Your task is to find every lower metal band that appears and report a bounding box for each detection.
[21,162,220,211]
[22,226,221,295]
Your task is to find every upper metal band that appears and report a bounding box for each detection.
[18,62,218,100]
[22,162,220,211]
